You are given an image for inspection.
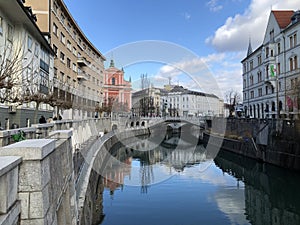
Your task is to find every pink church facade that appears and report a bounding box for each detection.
[103,60,132,112]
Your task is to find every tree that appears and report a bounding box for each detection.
[225,89,242,117]
[0,41,23,103]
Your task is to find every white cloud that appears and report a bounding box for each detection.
[206,0,299,52]
[182,12,191,20]
[206,0,223,12]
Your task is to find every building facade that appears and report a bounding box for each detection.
[25,0,106,119]
[160,85,223,117]
[242,10,300,119]
[103,60,132,113]
[132,85,223,117]
[0,0,54,128]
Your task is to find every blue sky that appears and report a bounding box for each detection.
[64,0,298,99]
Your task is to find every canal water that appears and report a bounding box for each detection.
[95,135,300,225]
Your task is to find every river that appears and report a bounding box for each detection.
[93,135,300,225]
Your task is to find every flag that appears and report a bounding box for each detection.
[270,64,276,77]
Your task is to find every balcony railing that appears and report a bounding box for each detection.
[77,57,88,67]
[77,71,89,81]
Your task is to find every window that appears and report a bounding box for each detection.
[265,86,268,95]
[277,63,281,75]
[277,43,281,54]
[60,32,65,44]
[250,91,254,99]
[243,79,246,87]
[250,60,253,70]
[250,75,254,85]
[257,55,262,65]
[67,40,71,50]
[60,51,65,62]
[257,71,262,82]
[265,47,269,58]
[27,36,33,51]
[72,47,76,56]
[112,77,115,85]
[7,24,13,42]
[67,22,71,32]
[60,71,64,81]
[53,1,58,14]
[60,13,65,24]
[258,88,262,97]
[72,63,76,72]
[53,44,58,56]
[34,43,39,56]
[289,56,297,71]
[244,93,247,100]
[67,58,71,68]
[270,29,274,42]
[290,33,297,48]
[0,17,3,34]
[67,76,71,84]
[53,23,58,36]
[54,67,57,78]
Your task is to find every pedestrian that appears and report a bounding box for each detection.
[39,115,47,124]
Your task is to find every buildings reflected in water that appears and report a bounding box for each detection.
[90,134,300,225]
[215,151,300,225]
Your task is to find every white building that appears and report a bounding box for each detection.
[242,10,300,119]
[0,0,54,127]
[161,85,223,117]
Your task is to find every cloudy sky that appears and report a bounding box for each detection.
[64,0,298,99]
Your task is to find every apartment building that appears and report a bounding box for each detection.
[242,10,300,119]
[26,0,106,119]
[160,85,223,117]
[0,0,54,128]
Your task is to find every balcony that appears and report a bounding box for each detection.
[77,71,89,81]
[77,57,88,67]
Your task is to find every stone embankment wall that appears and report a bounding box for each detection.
[0,130,77,225]
[77,128,150,225]
[204,118,300,170]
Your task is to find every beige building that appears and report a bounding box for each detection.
[26,0,106,119]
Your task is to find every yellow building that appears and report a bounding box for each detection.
[25,0,106,119]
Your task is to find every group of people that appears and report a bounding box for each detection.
[39,114,62,124]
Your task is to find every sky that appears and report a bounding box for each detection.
[64,0,299,99]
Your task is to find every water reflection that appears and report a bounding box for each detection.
[90,135,300,225]
[215,151,300,225]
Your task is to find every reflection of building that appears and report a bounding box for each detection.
[103,60,132,112]
[242,10,300,119]
[103,157,132,193]
[0,0,54,127]
[215,150,300,225]
[26,0,106,119]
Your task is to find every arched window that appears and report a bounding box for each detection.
[112,77,115,85]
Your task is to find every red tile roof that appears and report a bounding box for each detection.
[272,10,294,29]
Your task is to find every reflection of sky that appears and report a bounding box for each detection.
[104,158,250,225]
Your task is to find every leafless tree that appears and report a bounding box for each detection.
[225,89,242,116]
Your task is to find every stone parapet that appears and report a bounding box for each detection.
[0,131,77,225]
[0,156,22,225]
